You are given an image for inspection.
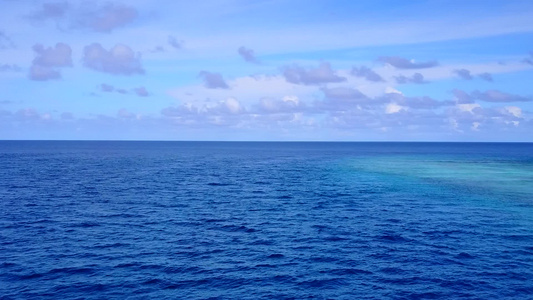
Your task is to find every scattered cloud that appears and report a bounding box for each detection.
[283,62,346,85]
[322,87,367,100]
[100,83,114,92]
[385,102,405,114]
[257,96,305,114]
[454,89,531,103]
[117,108,137,119]
[161,97,246,127]
[83,43,144,75]
[503,106,522,118]
[199,71,230,89]
[28,2,137,33]
[454,68,473,80]
[238,46,260,64]
[150,46,165,53]
[378,56,438,69]
[471,90,531,103]
[453,69,492,82]
[478,72,493,82]
[134,87,149,97]
[523,52,533,65]
[0,31,15,49]
[29,2,69,21]
[168,35,183,50]
[0,64,21,72]
[395,73,426,84]
[75,3,138,33]
[29,42,72,81]
[385,93,454,109]
[29,65,61,81]
[351,66,384,82]
[98,83,149,97]
[61,112,74,120]
[318,87,374,111]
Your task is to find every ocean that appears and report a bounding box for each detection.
[0,141,532,299]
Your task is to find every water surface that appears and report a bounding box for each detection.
[1,142,532,299]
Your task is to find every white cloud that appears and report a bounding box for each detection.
[457,103,481,113]
[385,103,404,114]
[504,106,522,118]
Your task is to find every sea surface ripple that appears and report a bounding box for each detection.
[1,142,532,299]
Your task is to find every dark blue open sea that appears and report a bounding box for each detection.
[1,141,532,299]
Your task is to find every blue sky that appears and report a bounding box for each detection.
[1,0,532,141]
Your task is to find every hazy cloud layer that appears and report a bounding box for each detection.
[351,66,384,82]
[83,43,144,75]
[395,73,426,84]
[378,56,438,69]
[238,46,259,64]
[283,62,346,85]
[29,42,72,81]
[199,71,230,89]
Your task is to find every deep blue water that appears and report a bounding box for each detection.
[1,141,532,299]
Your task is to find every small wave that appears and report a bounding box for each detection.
[207,182,231,186]
[7,272,43,280]
[114,262,141,268]
[297,278,347,289]
[215,224,257,233]
[378,234,410,243]
[323,236,348,242]
[48,266,96,275]
[70,221,100,228]
[324,268,373,275]
[93,242,129,249]
[255,264,276,268]
[455,252,475,259]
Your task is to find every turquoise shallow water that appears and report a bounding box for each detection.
[346,154,533,202]
[0,142,532,299]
